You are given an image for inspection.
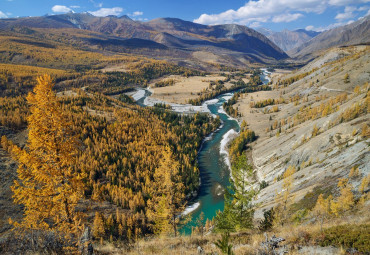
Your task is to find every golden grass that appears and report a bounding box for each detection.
[93,205,370,255]
[150,75,231,104]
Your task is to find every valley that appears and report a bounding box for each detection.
[0,7,369,255]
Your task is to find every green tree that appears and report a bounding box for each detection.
[215,155,255,231]
[215,232,234,255]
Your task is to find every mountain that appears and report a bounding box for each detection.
[0,13,288,67]
[289,15,370,60]
[258,28,320,52]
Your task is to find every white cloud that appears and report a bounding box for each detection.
[305,22,345,32]
[0,11,8,18]
[335,6,356,20]
[329,0,370,6]
[358,6,369,11]
[249,21,262,28]
[134,17,148,21]
[70,6,80,9]
[52,5,73,13]
[132,11,143,16]
[89,7,123,17]
[305,25,315,31]
[194,0,370,26]
[272,13,303,23]
[194,0,328,25]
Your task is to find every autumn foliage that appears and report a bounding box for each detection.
[7,75,85,237]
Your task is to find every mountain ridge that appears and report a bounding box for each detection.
[288,15,370,59]
[0,13,288,67]
[258,28,320,52]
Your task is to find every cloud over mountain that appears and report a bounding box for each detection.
[194,0,370,26]
[89,7,123,17]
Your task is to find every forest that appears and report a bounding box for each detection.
[0,71,220,251]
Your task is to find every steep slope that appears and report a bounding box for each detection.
[233,45,370,218]
[259,28,320,52]
[289,15,370,60]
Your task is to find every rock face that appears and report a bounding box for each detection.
[235,46,370,218]
[0,13,288,66]
[258,28,320,52]
[288,15,370,60]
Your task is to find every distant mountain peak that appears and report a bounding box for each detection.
[258,28,321,52]
[289,16,370,59]
[119,15,132,20]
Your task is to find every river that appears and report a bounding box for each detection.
[132,69,270,235]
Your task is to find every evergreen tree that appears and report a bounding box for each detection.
[8,75,85,237]
[215,155,255,231]
[215,232,234,255]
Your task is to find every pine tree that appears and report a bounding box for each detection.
[215,232,234,255]
[215,155,255,231]
[8,75,85,237]
[230,155,255,230]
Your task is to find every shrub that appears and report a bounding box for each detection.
[317,224,370,253]
[258,208,274,232]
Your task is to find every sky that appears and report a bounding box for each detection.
[0,0,369,32]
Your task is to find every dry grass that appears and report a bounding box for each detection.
[149,75,229,104]
[93,205,370,254]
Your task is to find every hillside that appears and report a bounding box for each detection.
[231,45,369,219]
[0,9,369,255]
[0,13,288,68]
[258,28,320,52]
[289,15,370,60]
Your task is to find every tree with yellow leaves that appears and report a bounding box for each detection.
[8,75,85,237]
[92,212,105,241]
[273,165,296,226]
[312,194,332,232]
[331,178,355,217]
[359,174,369,205]
[147,147,186,237]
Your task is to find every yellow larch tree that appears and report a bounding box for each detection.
[273,165,296,226]
[8,74,85,237]
[312,194,332,231]
[147,147,186,237]
[331,178,355,217]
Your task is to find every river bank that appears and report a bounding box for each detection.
[126,68,271,234]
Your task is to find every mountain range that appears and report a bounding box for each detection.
[0,13,288,67]
[0,13,369,67]
[258,28,320,52]
[289,15,370,59]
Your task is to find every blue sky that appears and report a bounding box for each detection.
[1,0,369,32]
